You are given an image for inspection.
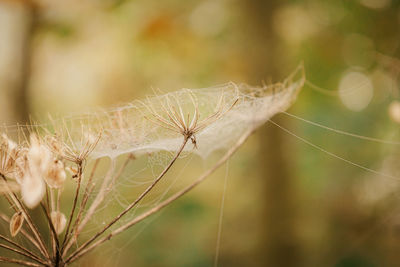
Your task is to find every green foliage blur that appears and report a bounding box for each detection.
[0,0,400,266]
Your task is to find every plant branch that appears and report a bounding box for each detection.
[67,138,188,260]
[62,158,100,255]
[39,204,59,253]
[60,162,83,252]
[70,158,116,246]
[0,243,46,266]
[66,130,253,264]
[0,173,49,259]
[0,234,47,265]
[0,214,42,257]
[0,256,41,267]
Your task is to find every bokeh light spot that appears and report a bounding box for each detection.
[359,0,391,9]
[388,101,400,124]
[339,71,373,111]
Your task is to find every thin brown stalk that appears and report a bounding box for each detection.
[45,187,50,213]
[0,256,41,267]
[62,158,100,255]
[60,162,83,252]
[40,204,59,250]
[72,159,116,245]
[0,214,42,257]
[9,196,49,259]
[39,204,63,266]
[0,243,45,266]
[3,194,18,212]
[66,129,252,264]
[0,234,47,265]
[0,174,49,259]
[45,187,56,259]
[67,138,188,260]
[64,155,133,255]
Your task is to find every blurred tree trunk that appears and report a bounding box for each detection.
[0,0,37,125]
[15,2,37,124]
[241,0,302,266]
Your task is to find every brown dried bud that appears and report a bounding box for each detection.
[10,212,24,237]
[66,166,78,177]
[51,211,66,235]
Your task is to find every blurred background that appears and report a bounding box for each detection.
[1,0,400,266]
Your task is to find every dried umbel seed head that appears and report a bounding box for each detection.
[0,134,20,176]
[143,90,238,149]
[10,211,24,237]
[12,149,28,184]
[45,159,66,188]
[51,211,67,235]
[44,128,101,164]
[45,135,66,157]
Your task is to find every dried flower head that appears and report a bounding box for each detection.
[11,148,28,185]
[144,91,238,147]
[45,130,101,164]
[0,134,20,177]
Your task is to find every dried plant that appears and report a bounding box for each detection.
[0,65,304,266]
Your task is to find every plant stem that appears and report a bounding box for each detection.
[60,162,83,252]
[0,256,41,267]
[0,214,43,258]
[66,138,188,261]
[62,158,100,255]
[0,173,49,259]
[66,130,253,264]
[0,234,46,265]
[40,204,59,254]
[74,159,116,238]
[0,243,45,266]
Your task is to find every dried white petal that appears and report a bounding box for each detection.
[28,133,52,173]
[21,173,45,209]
